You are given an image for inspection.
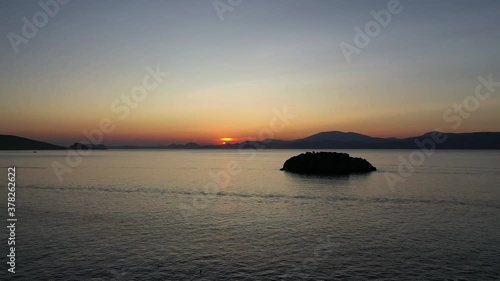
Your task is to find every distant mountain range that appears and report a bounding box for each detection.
[0,135,107,150]
[164,131,500,150]
[2,131,500,150]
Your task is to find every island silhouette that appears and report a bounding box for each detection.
[281,152,376,175]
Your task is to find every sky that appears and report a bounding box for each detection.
[1,0,500,145]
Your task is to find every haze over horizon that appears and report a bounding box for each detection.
[1,0,500,145]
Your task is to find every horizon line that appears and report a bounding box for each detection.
[2,130,500,148]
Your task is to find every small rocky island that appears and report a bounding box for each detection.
[69,142,108,150]
[280,152,376,175]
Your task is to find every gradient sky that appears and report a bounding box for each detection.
[1,0,500,145]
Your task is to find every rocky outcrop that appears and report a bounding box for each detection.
[280,152,376,175]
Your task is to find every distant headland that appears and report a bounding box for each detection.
[0,135,107,151]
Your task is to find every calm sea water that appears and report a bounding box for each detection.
[1,150,499,280]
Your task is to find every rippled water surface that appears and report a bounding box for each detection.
[1,150,499,280]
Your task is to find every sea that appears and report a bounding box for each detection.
[1,149,499,280]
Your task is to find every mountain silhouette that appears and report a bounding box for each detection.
[163,131,500,150]
[0,135,107,150]
[2,131,500,150]
[298,131,389,143]
[0,135,65,150]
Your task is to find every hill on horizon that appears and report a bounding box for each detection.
[297,131,394,143]
[0,135,65,150]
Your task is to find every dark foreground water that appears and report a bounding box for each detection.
[1,150,499,280]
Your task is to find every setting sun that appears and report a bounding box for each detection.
[220,137,233,144]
